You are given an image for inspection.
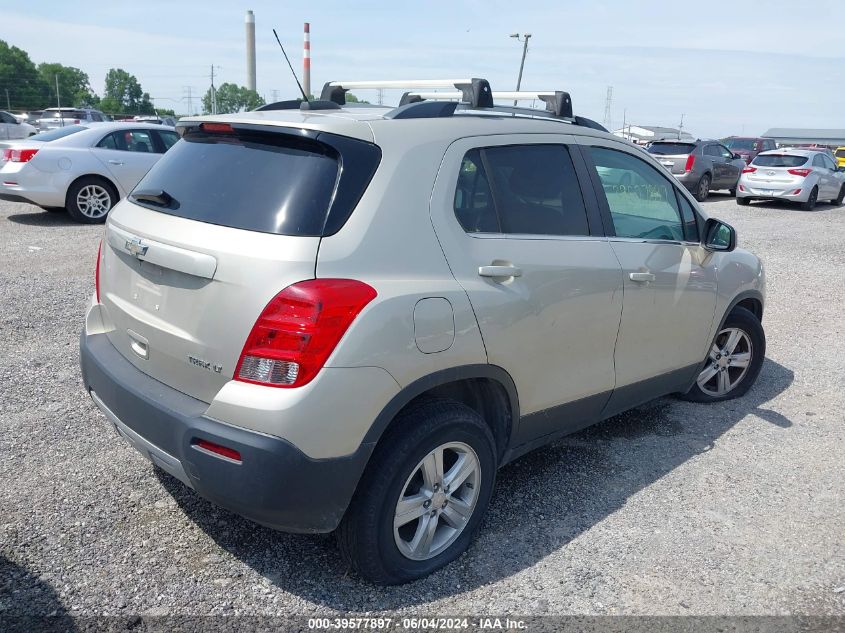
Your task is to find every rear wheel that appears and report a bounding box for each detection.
[336,398,497,585]
[800,186,818,211]
[680,306,765,403]
[66,176,117,224]
[694,174,711,202]
[833,184,845,206]
[728,188,736,196]
[736,197,750,206]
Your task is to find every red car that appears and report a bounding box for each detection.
[722,137,778,164]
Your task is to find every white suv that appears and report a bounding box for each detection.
[80,79,766,584]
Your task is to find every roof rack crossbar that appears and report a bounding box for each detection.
[407,90,573,118]
[321,78,492,107]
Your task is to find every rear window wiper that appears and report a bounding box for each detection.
[131,189,176,208]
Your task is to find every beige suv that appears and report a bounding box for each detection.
[80,79,766,584]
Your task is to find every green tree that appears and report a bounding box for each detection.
[201,83,265,114]
[102,68,153,113]
[38,63,97,107]
[345,92,369,104]
[0,40,50,109]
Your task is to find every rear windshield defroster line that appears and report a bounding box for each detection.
[130,125,381,237]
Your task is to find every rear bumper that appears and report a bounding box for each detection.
[80,331,373,533]
[736,181,808,201]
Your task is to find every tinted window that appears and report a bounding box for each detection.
[812,155,826,168]
[723,139,756,151]
[590,146,684,241]
[647,142,696,155]
[835,149,845,159]
[0,112,14,124]
[703,145,720,157]
[454,145,590,236]
[752,154,808,167]
[97,129,154,152]
[157,130,180,150]
[454,150,499,233]
[132,128,342,236]
[717,145,733,159]
[823,155,837,170]
[43,109,87,119]
[28,125,88,142]
[91,112,103,122]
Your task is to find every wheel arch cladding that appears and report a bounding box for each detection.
[362,365,520,464]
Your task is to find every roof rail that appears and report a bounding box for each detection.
[405,90,573,118]
[320,78,493,108]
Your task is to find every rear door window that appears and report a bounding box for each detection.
[454,144,591,236]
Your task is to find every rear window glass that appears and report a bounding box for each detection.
[723,139,758,151]
[647,142,696,155]
[42,110,87,119]
[835,149,845,158]
[131,128,342,236]
[752,154,808,167]
[28,125,88,142]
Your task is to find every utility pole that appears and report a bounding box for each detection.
[55,75,63,126]
[509,33,532,106]
[5,89,10,110]
[182,86,195,115]
[678,113,685,140]
[210,65,217,115]
[603,86,613,130]
[622,109,627,140]
[271,89,279,103]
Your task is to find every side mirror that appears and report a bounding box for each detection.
[704,218,736,252]
[732,153,742,160]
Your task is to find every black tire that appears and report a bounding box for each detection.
[736,197,750,206]
[694,174,711,202]
[65,176,118,224]
[679,306,765,403]
[800,186,818,211]
[336,398,497,585]
[728,188,736,196]
[834,185,845,206]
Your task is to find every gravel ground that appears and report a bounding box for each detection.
[1,194,843,622]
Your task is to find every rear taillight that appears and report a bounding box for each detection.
[684,155,695,172]
[6,148,38,163]
[742,166,757,174]
[235,279,377,388]
[95,240,102,303]
[787,168,811,177]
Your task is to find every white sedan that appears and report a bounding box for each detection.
[0,122,179,223]
[1,110,37,139]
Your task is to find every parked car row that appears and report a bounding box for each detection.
[0,122,178,222]
[644,138,845,210]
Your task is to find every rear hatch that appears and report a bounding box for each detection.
[99,121,379,403]
[745,154,810,186]
[646,141,697,174]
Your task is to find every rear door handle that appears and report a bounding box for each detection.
[108,160,124,165]
[478,265,523,278]
[629,272,655,283]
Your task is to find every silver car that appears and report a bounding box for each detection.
[737,149,845,210]
[0,110,38,139]
[38,107,107,131]
[79,79,766,584]
[647,139,747,202]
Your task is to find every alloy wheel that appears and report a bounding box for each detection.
[696,327,753,396]
[393,441,481,561]
[76,184,112,219]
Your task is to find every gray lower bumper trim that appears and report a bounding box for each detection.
[90,389,193,489]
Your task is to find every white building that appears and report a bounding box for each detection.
[612,125,695,145]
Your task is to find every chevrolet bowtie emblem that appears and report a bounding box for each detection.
[126,238,149,258]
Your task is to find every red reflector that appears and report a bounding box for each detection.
[738,184,746,192]
[73,119,80,124]
[95,240,102,303]
[194,439,242,462]
[791,189,802,195]
[200,122,234,133]
[235,279,377,388]
[9,148,38,162]
[742,166,756,174]
[684,154,695,172]
[787,168,811,177]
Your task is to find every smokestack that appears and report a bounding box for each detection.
[303,22,311,99]
[245,10,256,92]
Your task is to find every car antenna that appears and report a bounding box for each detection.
[272,28,309,102]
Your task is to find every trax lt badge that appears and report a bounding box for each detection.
[126,238,148,259]
[188,355,223,374]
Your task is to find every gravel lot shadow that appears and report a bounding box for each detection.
[6,209,78,227]
[0,555,75,632]
[156,358,794,609]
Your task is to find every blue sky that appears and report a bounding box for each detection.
[3,1,843,138]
